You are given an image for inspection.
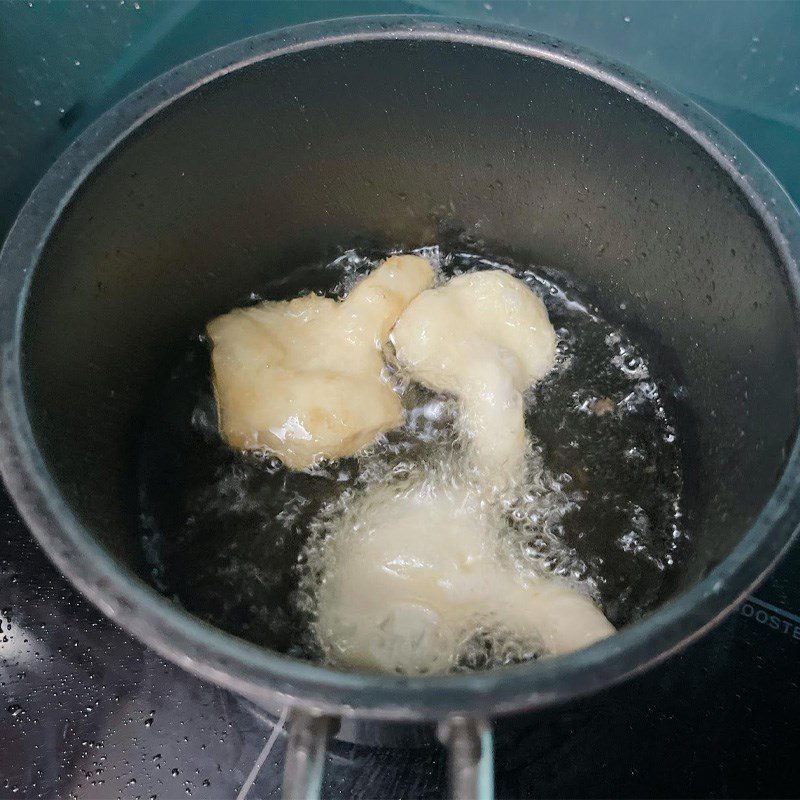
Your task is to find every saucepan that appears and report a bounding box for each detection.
[1,17,800,799]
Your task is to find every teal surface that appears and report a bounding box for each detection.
[1,0,799,240]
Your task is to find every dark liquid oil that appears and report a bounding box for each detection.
[137,250,686,663]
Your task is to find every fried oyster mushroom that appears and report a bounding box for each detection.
[207,254,434,469]
[392,269,557,487]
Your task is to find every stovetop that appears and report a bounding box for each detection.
[2,2,800,798]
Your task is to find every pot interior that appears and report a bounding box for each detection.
[20,37,798,661]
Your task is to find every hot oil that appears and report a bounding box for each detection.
[137,248,686,667]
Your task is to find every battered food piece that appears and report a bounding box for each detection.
[315,473,614,675]
[208,255,434,469]
[391,270,557,487]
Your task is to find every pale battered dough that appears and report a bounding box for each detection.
[208,255,434,469]
[315,472,615,675]
[391,270,557,487]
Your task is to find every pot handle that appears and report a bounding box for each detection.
[439,715,495,800]
[280,710,495,800]
[281,709,332,800]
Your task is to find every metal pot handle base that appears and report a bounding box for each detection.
[281,710,495,800]
[438,715,495,800]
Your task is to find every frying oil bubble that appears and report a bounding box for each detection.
[136,248,686,669]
